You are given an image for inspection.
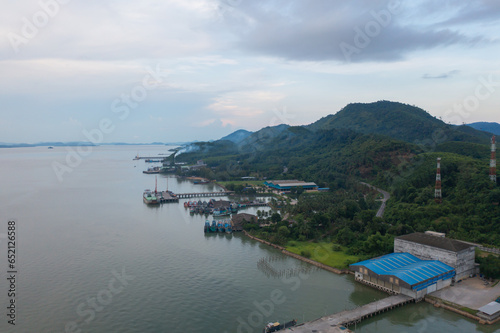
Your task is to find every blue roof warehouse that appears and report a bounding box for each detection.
[350,252,455,299]
[264,180,318,193]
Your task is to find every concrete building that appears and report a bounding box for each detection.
[350,252,455,299]
[394,232,476,280]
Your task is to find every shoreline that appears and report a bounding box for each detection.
[243,231,351,275]
[242,231,499,326]
[425,296,500,325]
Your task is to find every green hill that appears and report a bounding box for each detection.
[308,101,491,144]
[177,101,498,251]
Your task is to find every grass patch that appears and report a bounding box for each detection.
[286,241,362,269]
[216,180,264,187]
[459,307,478,315]
[437,298,478,316]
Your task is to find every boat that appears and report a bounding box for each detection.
[48,146,54,149]
[217,221,224,232]
[224,221,231,233]
[204,220,210,233]
[263,320,297,333]
[143,190,159,205]
[145,159,162,163]
[143,166,161,174]
[213,208,231,217]
[230,202,239,213]
[193,180,210,184]
[210,220,217,233]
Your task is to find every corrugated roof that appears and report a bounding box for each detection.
[478,302,500,316]
[275,182,317,187]
[351,252,455,288]
[396,232,472,253]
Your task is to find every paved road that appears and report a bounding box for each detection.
[359,182,391,218]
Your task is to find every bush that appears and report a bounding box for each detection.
[301,250,312,258]
[332,244,342,252]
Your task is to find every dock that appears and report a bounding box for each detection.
[157,191,179,203]
[289,295,414,332]
[148,191,235,203]
[175,191,234,199]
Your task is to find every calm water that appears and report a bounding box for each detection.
[0,146,498,333]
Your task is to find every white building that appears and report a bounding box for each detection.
[394,232,476,280]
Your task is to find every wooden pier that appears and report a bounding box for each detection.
[289,295,414,332]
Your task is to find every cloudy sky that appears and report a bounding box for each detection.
[1,0,499,143]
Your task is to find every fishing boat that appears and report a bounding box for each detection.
[210,220,217,233]
[263,320,297,333]
[230,202,239,213]
[213,208,230,217]
[217,221,224,232]
[204,220,210,233]
[224,221,231,233]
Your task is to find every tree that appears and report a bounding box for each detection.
[337,227,354,246]
[278,226,290,238]
[271,212,282,223]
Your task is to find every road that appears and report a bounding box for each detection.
[359,182,391,218]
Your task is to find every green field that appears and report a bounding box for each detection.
[286,241,363,269]
[215,180,265,187]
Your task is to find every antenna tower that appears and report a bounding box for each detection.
[435,157,442,203]
[491,135,497,183]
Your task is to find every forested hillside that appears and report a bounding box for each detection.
[178,101,499,253]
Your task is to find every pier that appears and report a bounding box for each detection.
[289,295,414,332]
[134,156,166,160]
[157,191,179,203]
[175,191,234,199]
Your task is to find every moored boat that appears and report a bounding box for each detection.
[263,320,297,333]
[143,190,159,205]
[210,220,217,232]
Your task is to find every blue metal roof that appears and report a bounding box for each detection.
[351,252,455,289]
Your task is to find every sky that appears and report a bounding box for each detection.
[1,0,499,143]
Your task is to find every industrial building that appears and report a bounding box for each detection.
[394,232,477,280]
[264,180,318,192]
[350,252,455,299]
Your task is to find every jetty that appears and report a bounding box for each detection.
[133,156,166,160]
[175,191,234,199]
[289,295,414,332]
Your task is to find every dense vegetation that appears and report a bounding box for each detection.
[178,101,499,270]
